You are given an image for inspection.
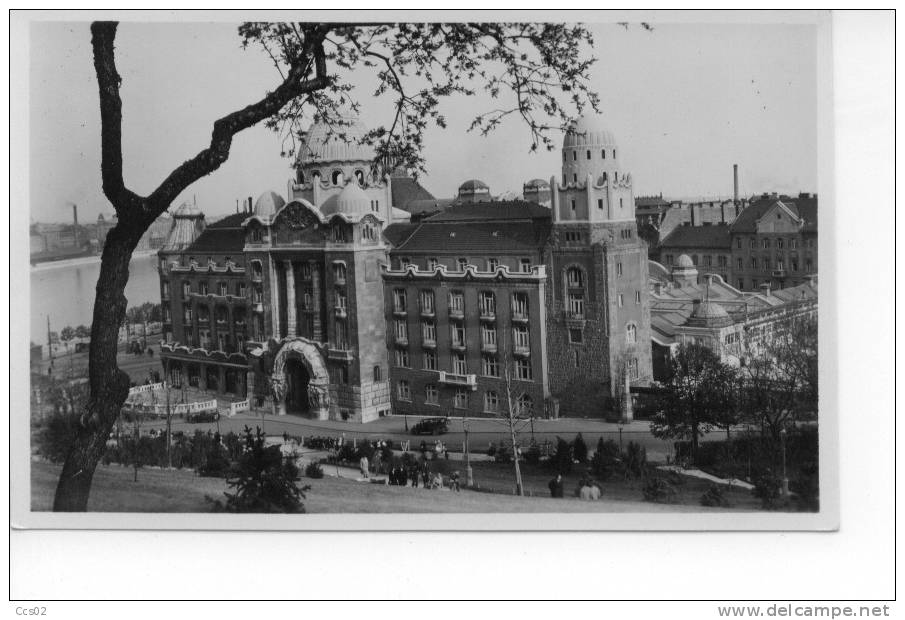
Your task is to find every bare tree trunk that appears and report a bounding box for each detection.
[505,379,524,497]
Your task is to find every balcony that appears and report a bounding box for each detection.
[393,307,407,318]
[438,371,478,391]
[421,337,437,349]
[513,343,531,357]
[334,306,347,319]
[448,306,465,319]
[481,341,498,353]
[420,307,435,318]
[772,269,787,278]
[394,335,408,347]
[327,346,354,363]
[251,302,264,313]
[450,340,467,352]
[479,307,496,321]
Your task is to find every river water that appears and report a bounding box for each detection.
[30,252,161,345]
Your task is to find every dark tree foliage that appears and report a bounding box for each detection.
[572,432,588,463]
[650,342,739,464]
[53,20,601,511]
[215,427,309,514]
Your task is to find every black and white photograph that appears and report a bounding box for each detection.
[14,12,837,526]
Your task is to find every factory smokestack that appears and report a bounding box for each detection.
[733,164,739,204]
[72,203,78,227]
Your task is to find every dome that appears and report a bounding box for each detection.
[458,179,490,192]
[675,254,696,269]
[172,201,203,218]
[563,115,617,148]
[524,178,550,189]
[297,116,375,165]
[321,182,371,218]
[687,300,733,328]
[253,191,286,219]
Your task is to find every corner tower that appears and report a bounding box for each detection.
[545,116,653,419]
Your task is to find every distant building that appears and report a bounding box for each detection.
[658,223,732,283]
[522,178,552,207]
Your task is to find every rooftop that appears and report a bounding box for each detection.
[660,223,732,250]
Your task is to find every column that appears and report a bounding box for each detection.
[310,260,324,342]
[269,259,281,338]
[284,260,297,337]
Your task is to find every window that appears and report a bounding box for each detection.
[635,290,642,304]
[484,391,499,413]
[520,258,532,273]
[752,279,758,289]
[762,239,770,249]
[481,324,497,347]
[619,198,623,209]
[457,257,469,271]
[567,293,584,318]
[481,355,499,377]
[617,293,624,308]
[397,381,411,401]
[704,255,712,267]
[453,353,467,375]
[566,267,584,288]
[332,224,346,243]
[602,149,606,159]
[420,290,435,314]
[335,319,348,348]
[216,306,228,324]
[516,394,534,418]
[427,257,438,270]
[394,349,410,368]
[454,388,468,409]
[763,257,771,271]
[252,285,263,304]
[182,281,191,297]
[570,198,576,211]
[736,238,742,249]
[776,259,785,271]
[736,258,743,270]
[626,323,637,344]
[487,257,499,272]
[480,291,496,316]
[572,150,577,161]
[373,366,382,382]
[691,255,698,266]
[627,357,639,380]
[597,198,604,210]
[451,323,466,348]
[237,282,247,297]
[218,282,228,296]
[777,238,784,249]
[613,148,617,158]
[586,149,591,160]
[512,293,528,318]
[751,258,758,269]
[393,289,407,313]
[331,170,343,185]
[449,291,464,313]
[616,262,623,277]
[569,328,583,344]
[423,351,438,371]
[805,259,813,273]
[737,279,744,289]
[199,281,209,295]
[749,238,756,250]
[333,262,347,283]
[602,171,608,182]
[718,256,728,268]
[665,255,673,266]
[394,319,407,342]
[421,321,436,343]
[792,259,799,272]
[791,239,799,249]
[516,358,532,380]
[335,292,347,311]
[425,384,438,405]
[514,325,530,349]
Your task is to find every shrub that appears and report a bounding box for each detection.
[752,470,783,510]
[792,463,819,512]
[623,441,648,478]
[304,460,325,479]
[494,444,512,464]
[36,412,80,463]
[589,439,621,481]
[524,443,542,466]
[486,443,497,458]
[213,427,309,513]
[572,433,588,463]
[549,436,573,474]
[700,484,731,508]
[642,475,677,503]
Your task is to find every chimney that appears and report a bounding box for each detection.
[759,282,771,297]
[72,203,78,228]
[247,196,253,214]
[733,164,739,204]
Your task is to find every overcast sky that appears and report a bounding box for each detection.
[29,20,817,223]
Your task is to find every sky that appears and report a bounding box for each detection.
[29,20,818,223]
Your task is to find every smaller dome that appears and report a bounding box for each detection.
[253,191,286,219]
[322,182,370,218]
[458,179,490,192]
[675,254,696,269]
[693,301,729,320]
[524,178,550,189]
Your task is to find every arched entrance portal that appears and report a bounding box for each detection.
[284,358,311,414]
[270,338,331,419]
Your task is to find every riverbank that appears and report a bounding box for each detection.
[30,248,158,272]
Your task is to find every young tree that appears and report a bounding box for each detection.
[54,21,599,511]
[649,342,738,464]
[74,324,91,339]
[60,326,75,344]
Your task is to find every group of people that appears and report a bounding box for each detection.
[547,473,603,501]
[386,464,461,492]
[418,440,449,460]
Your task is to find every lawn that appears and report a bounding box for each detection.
[30,458,760,513]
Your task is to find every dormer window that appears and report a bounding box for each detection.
[354,169,365,185]
[331,170,343,185]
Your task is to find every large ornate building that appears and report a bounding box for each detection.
[157,115,661,422]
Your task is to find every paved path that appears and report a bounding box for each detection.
[657,465,755,490]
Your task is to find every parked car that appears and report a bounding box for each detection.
[186,410,220,423]
[410,417,449,436]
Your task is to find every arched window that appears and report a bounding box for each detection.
[296,169,305,184]
[566,266,584,288]
[626,323,637,344]
[251,260,263,280]
[354,169,365,185]
[602,172,608,182]
[333,262,347,283]
[331,170,343,185]
[602,149,606,159]
[484,391,499,412]
[373,365,381,382]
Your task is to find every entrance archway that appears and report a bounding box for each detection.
[270,338,331,419]
[285,358,311,414]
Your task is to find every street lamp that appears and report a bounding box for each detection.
[780,427,790,497]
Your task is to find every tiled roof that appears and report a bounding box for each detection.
[207,212,250,228]
[383,223,420,247]
[659,223,731,250]
[393,220,551,254]
[636,195,670,208]
[425,201,552,223]
[402,198,457,217]
[390,175,436,209]
[187,213,246,253]
[730,194,817,234]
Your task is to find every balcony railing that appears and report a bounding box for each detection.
[393,307,407,318]
[772,269,787,278]
[438,371,478,390]
[420,306,435,318]
[327,346,354,363]
[513,343,531,357]
[394,335,408,347]
[511,310,529,323]
[481,341,497,353]
[450,340,466,352]
[479,307,496,321]
[448,306,465,319]
[334,306,347,319]
[422,337,437,349]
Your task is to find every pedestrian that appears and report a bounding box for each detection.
[359,454,369,479]
[450,471,461,492]
[410,466,419,488]
[421,467,430,488]
[548,474,564,498]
